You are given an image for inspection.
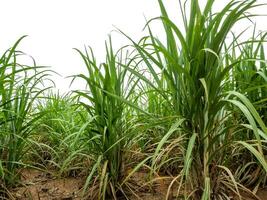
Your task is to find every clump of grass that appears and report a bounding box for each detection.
[0,36,52,186]
[120,0,267,198]
[73,37,139,199]
[32,92,91,176]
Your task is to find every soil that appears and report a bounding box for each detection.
[9,169,84,200]
[257,190,267,200]
[6,169,267,200]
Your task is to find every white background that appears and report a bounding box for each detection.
[0,0,266,92]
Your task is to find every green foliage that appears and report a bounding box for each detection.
[1,1,267,200]
[0,36,52,185]
[73,37,139,199]
[34,92,91,176]
[120,0,267,198]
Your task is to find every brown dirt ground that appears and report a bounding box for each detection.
[7,169,267,200]
[9,169,84,200]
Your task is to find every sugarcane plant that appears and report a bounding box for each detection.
[0,36,52,186]
[34,92,91,176]
[120,0,267,199]
[73,37,139,199]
